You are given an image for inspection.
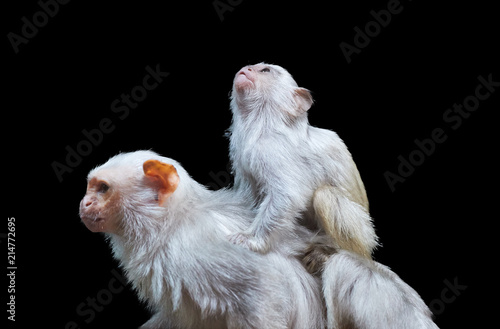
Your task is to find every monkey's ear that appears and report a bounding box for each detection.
[143,160,180,206]
[293,88,314,115]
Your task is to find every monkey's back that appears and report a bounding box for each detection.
[306,126,369,209]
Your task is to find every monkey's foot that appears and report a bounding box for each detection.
[302,243,337,276]
[228,232,269,253]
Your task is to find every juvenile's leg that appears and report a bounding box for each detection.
[313,185,378,259]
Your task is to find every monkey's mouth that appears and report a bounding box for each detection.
[234,72,254,89]
[80,215,107,233]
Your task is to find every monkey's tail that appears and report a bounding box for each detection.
[321,250,439,329]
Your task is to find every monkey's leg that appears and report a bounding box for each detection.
[313,185,378,259]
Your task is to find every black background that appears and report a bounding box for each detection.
[4,0,498,328]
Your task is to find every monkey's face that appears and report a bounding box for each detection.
[232,63,313,117]
[79,153,181,234]
[79,171,123,233]
[233,63,293,94]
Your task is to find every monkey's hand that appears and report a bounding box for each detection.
[228,232,269,253]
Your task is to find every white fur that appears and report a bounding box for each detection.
[322,250,439,329]
[88,150,324,329]
[226,64,438,328]
[227,63,378,257]
[83,150,439,328]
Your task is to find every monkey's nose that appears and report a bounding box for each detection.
[82,196,93,208]
[239,67,252,74]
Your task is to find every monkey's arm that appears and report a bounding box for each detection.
[229,183,304,253]
[313,185,378,259]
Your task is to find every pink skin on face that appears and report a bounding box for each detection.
[80,196,106,233]
[234,67,255,91]
[79,177,120,233]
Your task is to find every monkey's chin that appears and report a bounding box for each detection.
[80,216,107,233]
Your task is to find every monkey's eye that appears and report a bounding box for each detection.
[260,68,271,73]
[98,182,110,194]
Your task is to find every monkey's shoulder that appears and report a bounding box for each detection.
[305,126,349,155]
[307,126,342,143]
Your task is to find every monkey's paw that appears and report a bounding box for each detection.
[228,232,269,253]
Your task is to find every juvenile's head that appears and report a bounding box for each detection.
[79,151,181,234]
[231,63,313,118]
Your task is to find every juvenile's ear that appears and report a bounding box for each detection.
[143,160,180,206]
[293,87,314,115]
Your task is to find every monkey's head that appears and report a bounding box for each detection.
[79,151,181,234]
[231,63,313,119]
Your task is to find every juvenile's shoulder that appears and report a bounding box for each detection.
[308,125,341,140]
[307,126,346,150]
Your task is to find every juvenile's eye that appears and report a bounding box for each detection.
[98,182,110,193]
[260,68,271,73]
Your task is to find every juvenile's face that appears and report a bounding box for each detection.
[231,63,313,117]
[233,63,297,95]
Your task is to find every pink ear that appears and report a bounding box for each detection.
[143,160,180,206]
[293,88,314,115]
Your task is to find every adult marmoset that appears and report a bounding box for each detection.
[79,150,324,329]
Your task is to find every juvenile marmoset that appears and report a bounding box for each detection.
[227,63,378,258]
[79,150,324,329]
